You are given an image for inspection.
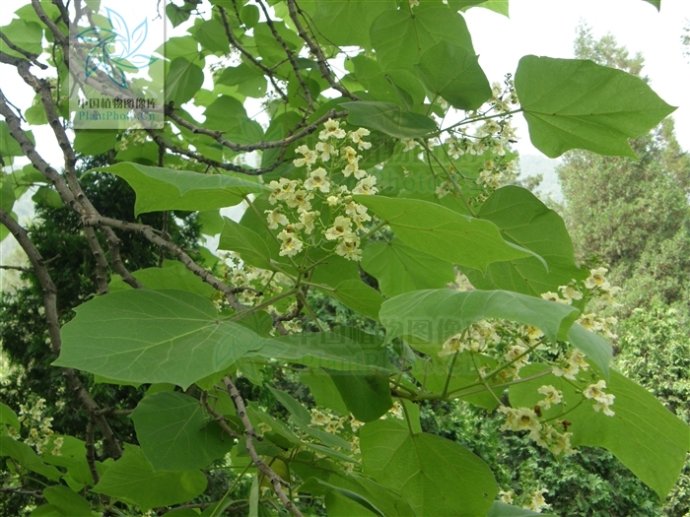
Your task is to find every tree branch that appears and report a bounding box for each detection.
[0,208,122,459]
[223,376,304,517]
[286,0,356,100]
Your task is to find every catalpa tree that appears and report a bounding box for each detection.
[0,0,687,515]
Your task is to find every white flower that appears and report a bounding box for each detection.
[499,406,541,434]
[349,127,372,150]
[585,266,610,290]
[537,385,563,409]
[315,141,338,162]
[335,234,362,261]
[293,144,318,169]
[304,167,331,193]
[265,209,289,229]
[559,284,583,302]
[527,488,550,513]
[277,230,303,257]
[324,216,352,241]
[352,175,377,195]
[319,118,346,140]
[299,210,319,234]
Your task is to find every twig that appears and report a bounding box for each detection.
[285,0,356,100]
[223,377,304,517]
[217,6,289,104]
[0,264,31,272]
[255,0,313,109]
[166,108,346,154]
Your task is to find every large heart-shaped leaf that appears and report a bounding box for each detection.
[370,5,474,71]
[360,419,497,515]
[94,162,264,215]
[131,392,232,470]
[466,186,586,295]
[361,239,455,297]
[380,288,579,347]
[356,196,540,271]
[417,41,491,110]
[94,445,207,510]
[54,289,264,388]
[510,366,690,499]
[516,55,675,157]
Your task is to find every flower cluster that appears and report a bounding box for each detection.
[552,349,589,380]
[266,120,377,261]
[498,405,574,456]
[439,320,501,356]
[16,397,62,455]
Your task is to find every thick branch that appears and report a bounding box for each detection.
[0,208,122,458]
[83,214,243,310]
[166,108,346,153]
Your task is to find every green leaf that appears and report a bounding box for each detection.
[510,367,690,499]
[131,392,232,470]
[73,129,118,156]
[268,386,312,426]
[216,64,267,98]
[355,196,538,271]
[203,95,264,144]
[324,278,384,320]
[93,162,264,216]
[476,0,510,16]
[1,121,25,157]
[0,402,19,431]
[218,217,280,270]
[360,420,497,515]
[361,239,455,297]
[254,329,391,373]
[641,0,661,9]
[0,19,42,58]
[166,58,204,106]
[42,486,92,517]
[515,55,675,157]
[330,373,393,422]
[488,501,552,516]
[417,41,491,110]
[32,186,62,209]
[54,289,265,389]
[296,460,415,516]
[42,436,92,488]
[370,5,475,71]
[342,101,437,139]
[94,445,207,510]
[300,0,396,47]
[191,18,228,54]
[380,288,579,351]
[0,436,61,481]
[109,260,216,298]
[466,186,585,295]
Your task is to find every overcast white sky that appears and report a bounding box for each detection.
[1,0,688,156]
